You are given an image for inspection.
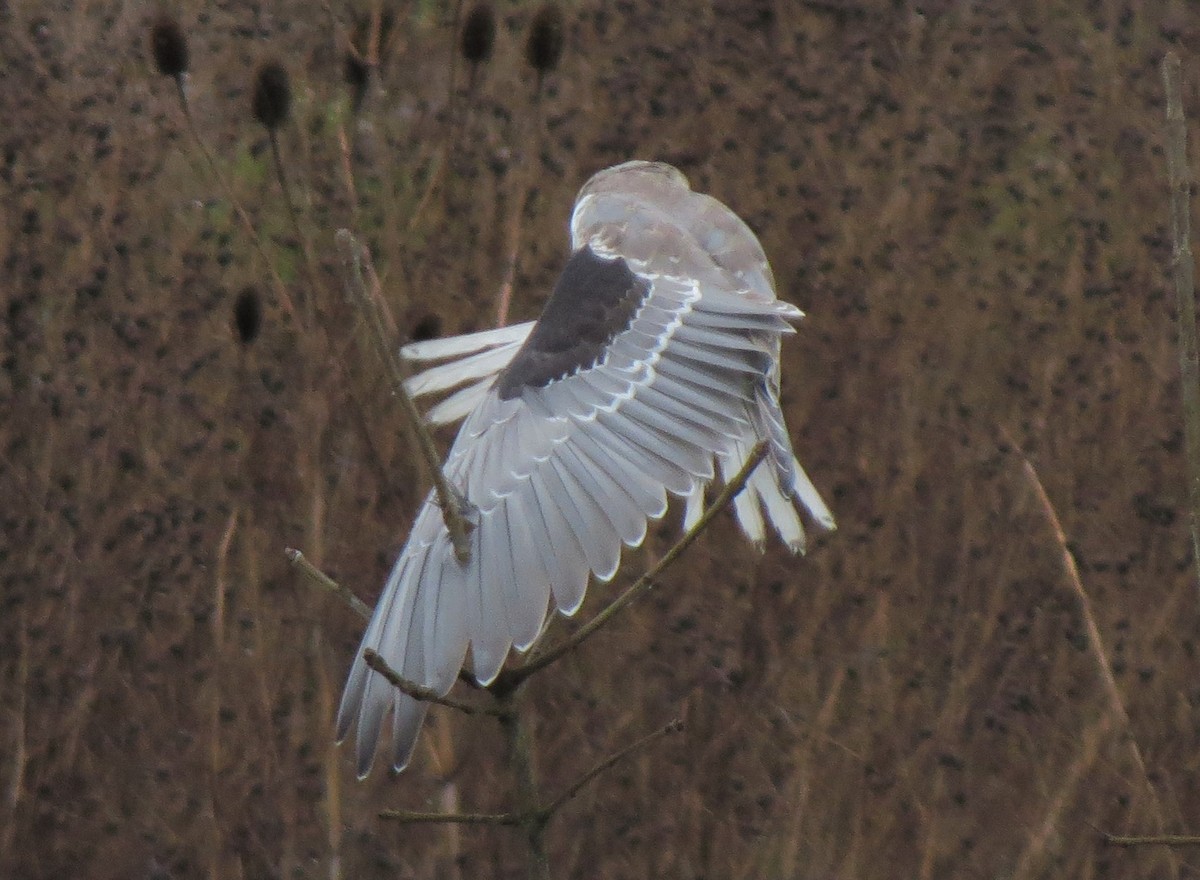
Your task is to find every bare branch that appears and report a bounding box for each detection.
[335,229,476,563]
[363,650,508,718]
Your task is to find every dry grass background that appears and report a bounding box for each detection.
[2,0,1199,877]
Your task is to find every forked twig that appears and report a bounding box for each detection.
[494,442,770,691]
[335,229,475,563]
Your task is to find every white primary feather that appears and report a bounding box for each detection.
[404,342,524,397]
[401,320,535,361]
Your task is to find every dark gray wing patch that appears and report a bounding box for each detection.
[496,246,648,399]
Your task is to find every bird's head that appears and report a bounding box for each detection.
[570,160,691,250]
[576,160,690,203]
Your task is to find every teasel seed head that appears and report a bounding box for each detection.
[233,286,262,345]
[460,3,496,65]
[150,15,189,79]
[252,61,291,131]
[525,4,564,77]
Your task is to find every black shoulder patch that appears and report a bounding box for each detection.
[496,246,648,399]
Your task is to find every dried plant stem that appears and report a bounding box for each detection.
[335,127,359,219]
[267,130,320,324]
[335,229,475,563]
[1011,712,1113,880]
[406,147,448,234]
[175,83,412,494]
[1162,54,1200,601]
[496,442,769,690]
[2,607,29,861]
[1013,448,1176,877]
[447,0,467,106]
[494,85,547,328]
[171,83,302,323]
[1018,456,1144,758]
[495,165,529,328]
[316,636,345,880]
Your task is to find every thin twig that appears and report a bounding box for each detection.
[379,808,522,826]
[496,442,770,690]
[542,719,683,817]
[286,548,371,621]
[1162,54,1200,601]
[1101,832,1200,848]
[364,650,508,718]
[335,229,476,563]
[357,648,504,715]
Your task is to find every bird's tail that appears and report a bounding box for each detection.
[684,393,835,552]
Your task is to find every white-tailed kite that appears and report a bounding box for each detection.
[338,160,835,776]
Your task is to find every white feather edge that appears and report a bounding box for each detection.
[400,321,535,360]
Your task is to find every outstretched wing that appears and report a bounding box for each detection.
[337,161,834,776]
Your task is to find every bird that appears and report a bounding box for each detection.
[337,160,836,776]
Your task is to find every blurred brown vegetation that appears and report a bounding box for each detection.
[3,0,1199,878]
